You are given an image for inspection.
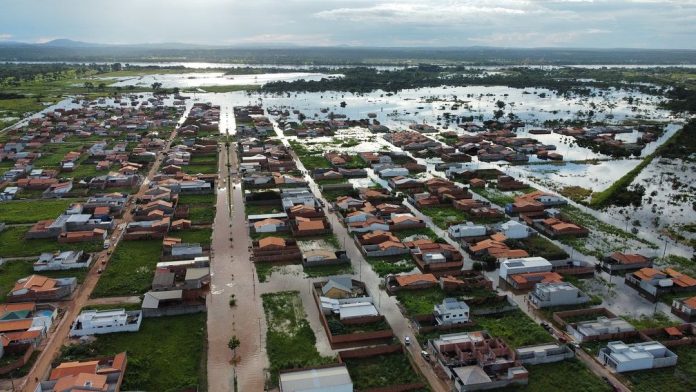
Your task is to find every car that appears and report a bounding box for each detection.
[421,350,430,360]
[404,336,411,346]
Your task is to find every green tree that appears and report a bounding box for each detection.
[228,336,241,356]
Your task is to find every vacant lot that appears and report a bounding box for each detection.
[57,313,206,392]
[502,359,611,392]
[0,198,78,223]
[91,240,162,298]
[396,287,447,316]
[343,351,422,390]
[262,291,334,386]
[177,227,213,246]
[0,226,102,257]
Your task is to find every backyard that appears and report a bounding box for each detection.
[501,359,611,392]
[56,313,206,392]
[91,239,163,298]
[0,259,88,301]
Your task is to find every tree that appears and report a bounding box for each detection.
[83,81,94,90]
[97,83,106,91]
[151,82,162,91]
[495,100,506,110]
[228,336,240,356]
[493,109,504,120]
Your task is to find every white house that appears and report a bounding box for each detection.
[34,251,92,271]
[69,308,143,337]
[448,222,487,239]
[344,211,375,224]
[569,317,635,342]
[434,298,470,325]
[528,282,590,308]
[598,341,678,372]
[280,364,353,392]
[499,257,552,279]
[378,167,409,178]
[499,220,530,239]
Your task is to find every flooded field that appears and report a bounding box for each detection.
[102,71,342,88]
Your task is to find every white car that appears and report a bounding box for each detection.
[404,336,411,346]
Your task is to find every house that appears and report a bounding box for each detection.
[568,317,635,342]
[58,228,107,243]
[321,277,355,299]
[428,331,528,392]
[598,341,678,372]
[42,181,73,198]
[499,220,530,239]
[388,176,422,191]
[302,249,349,268]
[388,213,425,230]
[7,275,77,302]
[499,257,552,280]
[36,352,127,392]
[347,217,389,233]
[392,273,438,291]
[141,289,206,317]
[34,251,92,271]
[507,271,563,290]
[439,272,493,292]
[279,364,353,392]
[515,343,574,365]
[379,167,409,178]
[251,237,303,263]
[671,296,696,322]
[601,252,652,273]
[534,217,589,238]
[497,175,527,191]
[292,217,331,236]
[407,239,464,273]
[625,267,696,300]
[528,282,590,308]
[448,222,487,239]
[69,309,143,337]
[253,218,287,233]
[434,298,470,325]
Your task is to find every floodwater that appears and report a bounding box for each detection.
[104,71,342,88]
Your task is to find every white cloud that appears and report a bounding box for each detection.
[229,34,336,46]
[468,29,610,46]
[0,33,12,40]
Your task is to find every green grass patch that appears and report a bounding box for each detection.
[471,187,516,206]
[507,235,569,260]
[622,312,680,330]
[474,310,554,348]
[344,351,421,390]
[0,226,102,257]
[91,240,162,298]
[178,193,216,205]
[502,359,611,392]
[559,186,594,204]
[303,263,354,278]
[421,205,504,228]
[188,85,260,93]
[56,313,206,392]
[393,227,439,241]
[245,203,283,216]
[396,287,447,316]
[262,291,335,386]
[366,256,417,277]
[183,163,218,174]
[176,227,213,246]
[0,198,79,224]
[188,205,215,224]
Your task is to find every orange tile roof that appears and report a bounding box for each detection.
[683,296,696,309]
[259,237,286,248]
[0,319,34,333]
[665,268,696,287]
[0,302,36,314]
[297,219,325,231]
[395,274,437,287]
[13,275,56,293]
[611,252,648,264]
[50,361,99,380]
[665,327,683,337]
[254,218,283,228]
[378,241,405,250]
[490,233,507,242]
[634,268,663,281]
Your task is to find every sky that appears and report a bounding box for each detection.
[0,0,695,49]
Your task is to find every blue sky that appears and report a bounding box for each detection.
[1,0,695,48]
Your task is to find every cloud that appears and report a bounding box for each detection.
[468,29,611,46]
[229,34,336,46]
[0,33,12,41]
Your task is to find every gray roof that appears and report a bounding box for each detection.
[321,277,353,295]
[185,267,210,281]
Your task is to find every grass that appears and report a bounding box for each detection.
[560,186,594,204]
[366,256,417,277]
[91,240,163,298]
[620,345,696,392]
[421,205,504,228]
[500,359,611,392]
[474,310,554,348]
[183,163,218,174]
[262,291,335,386]
[245,203,283,216]
[508,235,569,260]
[56,313,206,392]
[0,226,102,257]
[176,227,213,246]
[303,263,354,278]
[0,198,79,223]
[622,312,680,330]
[0,260,88,302]
[188,205,215,224]
[178,193,216,205]
[288,140,332,170]
[343,352,421,390]
[393,227,439,241]
[396,287,447,316]
[471,187,516,206]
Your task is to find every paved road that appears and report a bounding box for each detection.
[21,105,190,392]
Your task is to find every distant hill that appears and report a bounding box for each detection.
[0,40,695,65]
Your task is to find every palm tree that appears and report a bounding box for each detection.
[228,336,241,357]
